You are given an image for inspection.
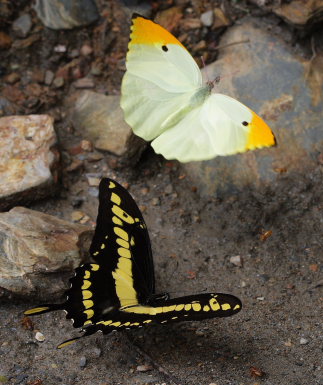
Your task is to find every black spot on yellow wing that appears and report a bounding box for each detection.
[24,178,242,348]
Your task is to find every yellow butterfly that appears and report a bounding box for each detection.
[121,15,276,163]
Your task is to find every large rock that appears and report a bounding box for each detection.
[33,0,99,30]
[183,17,323,197]
[0,115,60,211]
[0,207,92,298]
[249,0,323,31]
[71,91,146,164]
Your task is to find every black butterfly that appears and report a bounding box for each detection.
[25,178,242,348]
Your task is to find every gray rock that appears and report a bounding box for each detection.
[70,91,146,164]
[44,70,55,86]
[122,0,152,18]
[12,14,32,38]
[249,0,323,31]
[200,10,214,27]
[0,115,60,211]
[0,207,92,298]
[33,0,99,30]
[183,17,323,197]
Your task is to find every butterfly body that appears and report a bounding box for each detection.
[121,15,276,162]
[25,179,241,348]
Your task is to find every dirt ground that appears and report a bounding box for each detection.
[1,1,323,385]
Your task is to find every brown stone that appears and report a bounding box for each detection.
[0,31,12,50]
[0,115,60,210]
[0,207,92,298]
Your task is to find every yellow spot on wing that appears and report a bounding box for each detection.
[84,271,90,279]
[112,216,123,226]
[90,264,99,271]
[143,319,152,324]
[83,320,92,326]
[192,303,202,311]
[24,307,49,315]
[111,192,121,205]
[112,205,134,224]
[57,339,78,349]
[203,305,210,312]
[175,304,184,311]
[184,304,192,311]
[109,181,116,189]
[84,309,94,319]
[100,243,105,249]
[130,236,135,246]
[118,247,131,259]
[209,298,220,311]
[221,303,231,311]
[111,321,121,327]
[81,280,91,290]
[130,16,185,48]
[114,227,129,241]
[97,320,112,326]
[234,304,241,310]
[116,238,129,249]
[93,251,99,256]
[83,300,94,309]
[246,110,275,150]
[82,290,92,300]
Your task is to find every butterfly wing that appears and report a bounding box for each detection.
[25,178,156,341]
[121,14,203,141]
[151,93,276,162]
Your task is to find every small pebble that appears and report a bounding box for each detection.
[164,184,173,195]
[81,139,93,152]
[71,210,85,222]
[73,78,95,89]
[35,332,45,342]
[151,197,160,206]
[80,44,93,56]
[53,77,64,88]
[4,72,20,84]
[300,338,309,345]
[256,296,265,301]
[79,356,87,368]
[12,14,32,38]
[44,70,54,86]
[93,347,101,357]
[136,364,152,372]
[229,255,243,267]
[54,44,67,53]
[200,10,214,27]
[86,176,101,187]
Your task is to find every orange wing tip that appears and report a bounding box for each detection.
[130,14,185,47]
[246,110,276,150]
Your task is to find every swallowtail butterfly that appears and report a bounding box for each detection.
[25,178,242,348]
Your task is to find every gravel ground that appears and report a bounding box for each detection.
[1,1,322,384]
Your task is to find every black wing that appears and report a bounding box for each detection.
[25,178,155,334]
